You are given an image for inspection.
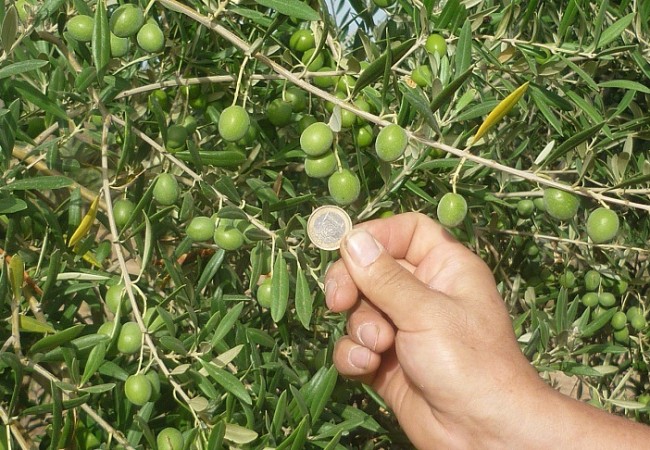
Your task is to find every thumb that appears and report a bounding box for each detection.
[340,229,446,331]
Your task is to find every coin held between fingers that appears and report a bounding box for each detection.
[307,205,352,251]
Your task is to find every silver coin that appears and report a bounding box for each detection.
[307,205,353,251]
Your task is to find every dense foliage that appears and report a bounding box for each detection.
[1,0,650,448]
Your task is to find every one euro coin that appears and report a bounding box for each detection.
[307,205,352,251]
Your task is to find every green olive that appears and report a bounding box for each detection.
[137,22,165,53]
[110,4,144,38]
[543,188,580,221]
[67,15,94,42]
[437,193,468,228]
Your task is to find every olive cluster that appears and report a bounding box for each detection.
[66,4,165,57]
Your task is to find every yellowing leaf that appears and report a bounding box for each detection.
[473,81,529,143]
[8,254,24,300]
[81,252,102,268]
[68,196,100,248]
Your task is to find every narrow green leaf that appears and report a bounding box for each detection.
[159,336,188,356]
[42,334,109,362]
[1,5,17,53]
[115,115,135,174]
[352,39,416,96]
[401,85,439,131]
[581,307,616,337]
[201,361,252,405]
[455,100,499,122]
[0,60,49,81]
[611,89,636,117]
[229,6,273,27]
[213,177,241,203]
[599,80,650,94]
[216,206,248,220]
[11,81,69,121]
[75,66,97,92]
[561,57,599,91]
[21,395,90,416]
[49,381,62,450]
[590,0,608,50]
[609,173,650,190]
[455,20,472,76]
[92,0,110,78]
[211,302,244,346]
[542,121,605,166]
[295,270,313,330]
[98,360,129,381]
[196,249,225,293]
[19,315,56,334]
[631,50,650,81]
[207,421,226,449]
[116,178,154,237]
[436,0,465,31]
[0,108,16,159]
[28,324,85,354]
[565,92,610,138]
[0,197,27,214]
[529,87,563,135]
[404,180,436,204]
[175,150,246,167]
[80,342,106,385]
[271,252,290,322]
[430,65,474,114]
[246,328,276,348]
[78,382,115,394]
[608,399,646,410]
[574,343,628,355]
[0,175,73,191]
[558,0,577,40]
[566,91,604,124]
[268,194,315,212]
[136,213,153,282]
[597,13,633,49]
[309,365,337,422]
[312,417,365,440]
[561,361,603,377]
[271,390,288,437]
[288,384,309,422]
[254,0,319,21]
[126,402,154,446]
[288,416,310,450]
[555,287,568,332]
[0,353,22,416]
[188,391,212,411]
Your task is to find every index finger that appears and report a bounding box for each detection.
[352,212,496,298]
[354,212,465,265]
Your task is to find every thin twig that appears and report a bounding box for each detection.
[0,404,33,450]
[99,116,201,424]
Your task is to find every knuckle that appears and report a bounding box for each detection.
[367,259,411,296]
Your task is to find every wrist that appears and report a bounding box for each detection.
[472,374,650,450]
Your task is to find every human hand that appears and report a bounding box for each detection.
[324,212,552,448]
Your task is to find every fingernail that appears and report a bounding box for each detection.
[348,346,370,369]
[358,323,379,351]
[324,280,337,310]
[345,230,381,267]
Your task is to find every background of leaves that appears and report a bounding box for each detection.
[1,0,650,448]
